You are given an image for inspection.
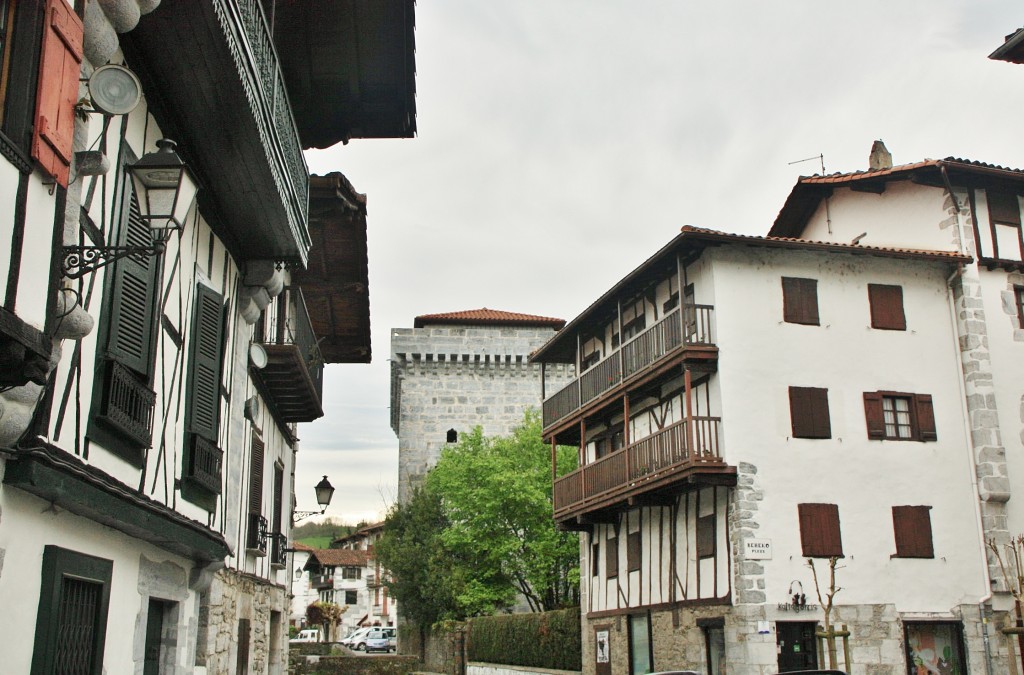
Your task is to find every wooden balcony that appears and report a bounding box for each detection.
[553,417,735,524]
[543,305,717,431]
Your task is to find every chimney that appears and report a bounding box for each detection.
[868,140,892,171]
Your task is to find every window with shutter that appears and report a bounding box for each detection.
[797,503,843,558]
[248,433,265,515]
[183,283,226,504]
[868,284,906,331]
[696,514,715,559]
[892,505,934,558]
[788,386,831,439]
[782,277,819,326]
[627,531,641,571]
[988,191,1024,261]
[606,534,619,578]
[863,391,936,442]
[31,0,81,187]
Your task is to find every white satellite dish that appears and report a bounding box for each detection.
[249,343,268,369]
[88,64,142,116]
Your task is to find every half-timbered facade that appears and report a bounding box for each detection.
[534,159,1023,673]
[0,1,414,673]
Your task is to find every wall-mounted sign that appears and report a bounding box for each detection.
[745,539,772,559]
[596,630,610,664]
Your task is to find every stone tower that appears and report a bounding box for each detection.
[390,308,574,503]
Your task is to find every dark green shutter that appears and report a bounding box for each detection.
[106,169,159,376]
[186,283,225,441]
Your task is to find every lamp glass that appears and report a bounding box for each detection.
[128,139,199,231]
[314,476,335,509]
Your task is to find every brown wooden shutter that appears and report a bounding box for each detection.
[892,505,933,558]
[789,386,831,439]
[696,514,715,559]
[249,433,265,514]
[606,534,618,577]
[627,532,641,571]
[591,541,599,577]
[989,191,1022,226]
[186,284,226,441]
[914,394,937,442]
[863,392,885,439]
[782,277,819,325]
[868,284,906,331]
[31,0,82,188]
[798,503,843,557]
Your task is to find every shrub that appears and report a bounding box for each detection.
[467,608,581,671]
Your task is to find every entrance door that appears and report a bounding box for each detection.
[143,599,165,675]
[776,621,818,672]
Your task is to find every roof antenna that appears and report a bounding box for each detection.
[788,153,826,175]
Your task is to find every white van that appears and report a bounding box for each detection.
[339,626,374,651]
[289,628,322,644]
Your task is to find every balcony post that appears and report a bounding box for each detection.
[276,289,287,344]
[685,368,695,460]
[541,362,546,400]
[623,393,631,479]
[617,298,624,379]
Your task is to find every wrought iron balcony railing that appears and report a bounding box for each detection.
[543,305,715,429]
[247,513,269,554]
[270,532,288,567]
[184,434,223,494]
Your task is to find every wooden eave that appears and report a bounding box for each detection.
[990,28,1024,64]
[4,443,231,562]
[274,0,417,149]
[292,173,371,364]
[253,344,324,423]
[120,1,311,266]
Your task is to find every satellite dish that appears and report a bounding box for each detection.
[249,343,268,369]
[88,65,142,116]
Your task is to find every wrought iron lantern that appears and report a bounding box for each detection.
[294,475,335,522]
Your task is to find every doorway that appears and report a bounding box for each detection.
[143,599,167,675]
[776,621,818,672]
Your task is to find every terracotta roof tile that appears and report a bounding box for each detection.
[414,308,565,329]
[795,157,1024,186]
[291,541,315,552]
[305,548,371,568]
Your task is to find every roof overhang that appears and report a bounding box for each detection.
[990,28,1024,64]
[274,0,417,149]
[293,173,371,364]
[531,228,971,364]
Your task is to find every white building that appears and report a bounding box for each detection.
[532,151,1024,674]
[0,1,415,673]
[303,541,394,642]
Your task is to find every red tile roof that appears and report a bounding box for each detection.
[414,308,565,329]
[305,548,371,568]
[291,541,315,552]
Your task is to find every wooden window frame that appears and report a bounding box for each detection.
[621,298,647,342]
[627,531,641,572]
[798,503,843,558]
[868,283,906,331]
[987,191,1024,262]
[782,277,820,326]
[788,386,831,439]
[31,546,113,675]
[606,534,619,578]
[341,566,362,580]
[663,275,679,313]
[892,505,934,558]
[863,391,937,442]
[696,514,716,559]
[1015,285,1024,330]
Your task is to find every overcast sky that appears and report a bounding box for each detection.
[299,1,1024,525]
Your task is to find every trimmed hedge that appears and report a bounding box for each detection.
[467,608,581,671]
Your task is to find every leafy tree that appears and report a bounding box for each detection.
[306,601,345,641]
[427,410,579,613]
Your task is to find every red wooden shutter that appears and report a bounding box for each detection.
[782,277,819,325]
[868,284,906,331]
[789,386,831,439]
[627,531,641,571]
[892,506,933,558]
[606,535,618,577]
[798,503,843,557]
[32,0,82,188]
[914,394,937,442]
[863,392,885,439]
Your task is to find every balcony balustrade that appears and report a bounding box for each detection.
[312,573,334,589]
[95,360,156,448]
[246,513,269,555]
[270,532,288,567]
[543,305,716,429]
[252,287,324,422]
[552,416,729,521]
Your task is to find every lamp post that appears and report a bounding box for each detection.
[62,138,199,279]
[293,475,335,522]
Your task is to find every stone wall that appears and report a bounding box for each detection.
[195,567,288,674]
[468,662,581,675]
[390,325,573,503]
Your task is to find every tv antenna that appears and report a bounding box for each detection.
[788,153,826,175]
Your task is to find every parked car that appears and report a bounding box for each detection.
[289,628,322,644]
[364,627,397,653]
[340,627,374,651]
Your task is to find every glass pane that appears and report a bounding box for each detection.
[629,614,651,675]
[906,622,965,675]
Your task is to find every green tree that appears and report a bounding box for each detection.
[427,410,579,613]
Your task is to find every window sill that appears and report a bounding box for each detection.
[246,547,268,558]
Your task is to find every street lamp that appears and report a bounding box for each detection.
[61,138,199,279]
[294,475,335,522]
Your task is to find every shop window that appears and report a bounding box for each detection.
[863,391,936,442]
[797,503,843,558]
[627,531,641,572]
[892,505,934,558]
[606,534,619,578]
[788,386,831,439]
[782,277,819,326]
[697,514,716,559]
[868,283,906,330]
[628,613,652,675]
[31,546,113,675]
[905,622,966,675]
